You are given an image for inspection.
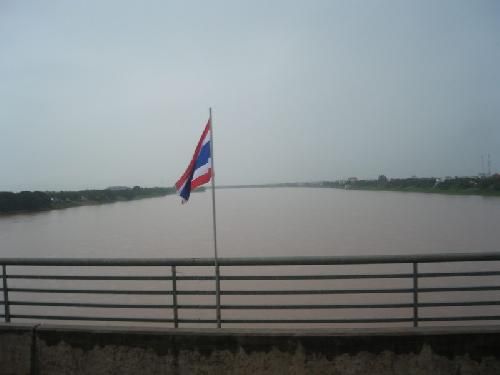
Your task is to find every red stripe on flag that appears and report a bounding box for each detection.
[175,120,211,190]
[191,168,212,190]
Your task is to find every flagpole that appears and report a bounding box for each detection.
[209,107,221,328]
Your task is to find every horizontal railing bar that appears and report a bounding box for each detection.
[1,259,218,266]
[419,301,500,307]
[1,252,500,266]
[8,288,221,295]
[219,289,413,295]
[220,274,412,280]
[220,303,413,309]
[178,276,214,280]
[9,301,174,309]
[11,315,174,323]
[8,275,175,281]
[177,291,216,295]
[9,301,500,309]
[220,318,413,324]
[419,286,500,293]
[6,289,418,296]
[8,271,500,281]
[420,315,500,322]
[177,305,216,309]
[9,301,217,309]
[175,318,412,324]
[7,274,220,281]
[5,274,414,281]
[8,288,172,295]
[419,271,500,278]
[177,319,217,324]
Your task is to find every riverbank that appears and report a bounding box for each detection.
[327,175,500,197]
[0,186,176,214]
[2,176,499,215]
[342,185,500,197]
[220,176,500,197]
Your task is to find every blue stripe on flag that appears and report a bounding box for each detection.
[194,141,211,169]
[179,173,193,201]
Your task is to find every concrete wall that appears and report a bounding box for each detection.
[1,324,500,375]
[0,324,34,375]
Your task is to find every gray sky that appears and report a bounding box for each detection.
[1,0,499,191]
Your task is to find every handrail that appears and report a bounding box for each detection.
[1,252,500,328]
[1,251,499,266]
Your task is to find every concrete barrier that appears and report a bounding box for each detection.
[0,324,34,375]
[1,324,500,374]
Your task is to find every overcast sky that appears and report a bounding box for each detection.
[1,0,499,191]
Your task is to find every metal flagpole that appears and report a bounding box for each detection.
[209,107,221,328]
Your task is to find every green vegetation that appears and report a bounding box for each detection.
[0,191,53,212]
[321,175,500,196]
[3,175,498,214]
[0,186,175,213]
[220,175,500,197]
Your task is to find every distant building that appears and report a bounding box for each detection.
[347,177,358,183]
[378,175,388,184]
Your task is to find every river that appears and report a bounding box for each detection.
[1,188,499,258]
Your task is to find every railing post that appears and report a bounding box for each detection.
[412,262,419,327]
[215,264,221,328]
[2,265,10,323]
[171,265,178,328]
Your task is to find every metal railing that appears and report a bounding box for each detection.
[1,252,500,328]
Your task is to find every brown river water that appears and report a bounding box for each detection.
[1,187,500,258]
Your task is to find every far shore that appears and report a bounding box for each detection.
[218,175,500,197]
[0,186,176,215]
[2,176,499,215]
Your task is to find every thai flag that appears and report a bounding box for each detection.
[175,119,212,203]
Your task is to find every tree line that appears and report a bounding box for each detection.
[321,175,500,194]
[0,186,175,213]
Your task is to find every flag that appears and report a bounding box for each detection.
[175,119,212,202]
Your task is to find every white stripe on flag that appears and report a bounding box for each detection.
[192,158,212,181]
